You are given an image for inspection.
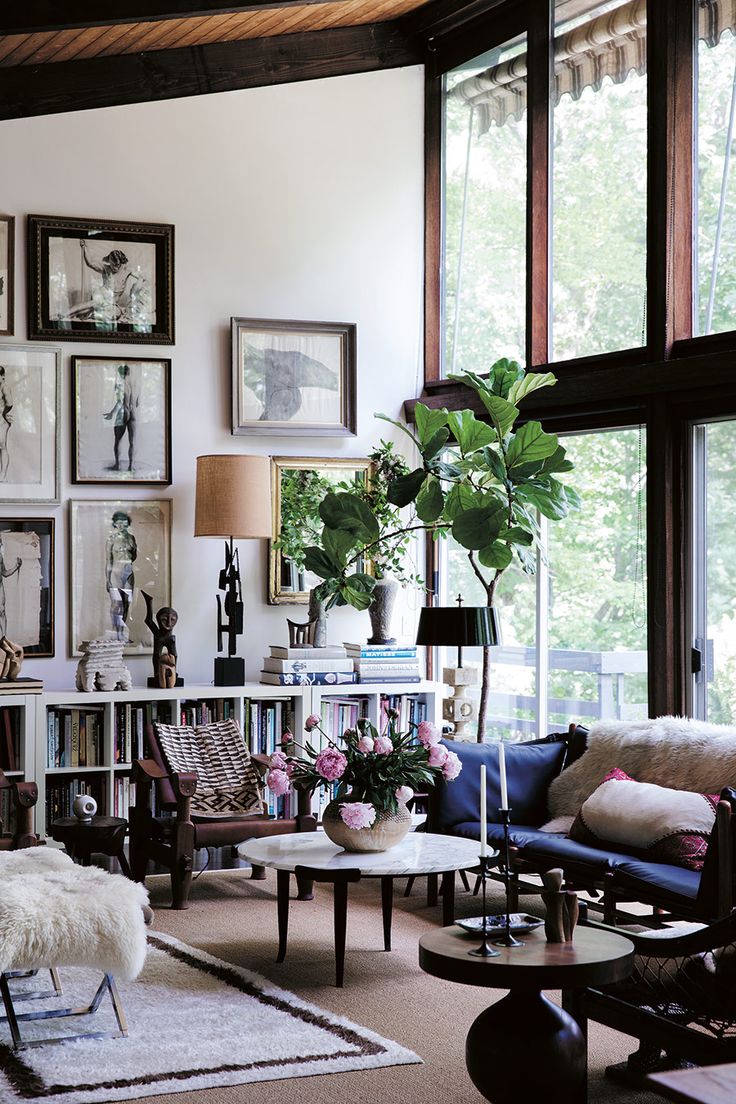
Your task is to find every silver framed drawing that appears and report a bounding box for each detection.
[231,317,356,436]
[0,215,14,336]
[69,499,171,657]
[71,356,172,485]
[28,214,174,344]
[0,518,54,657]
[0,343,60,504]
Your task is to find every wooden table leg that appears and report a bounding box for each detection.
[427,872,439,907]
[116,847,132,879]
[276,869,290,963]
[381,876,393,951]
[333,879,349,988]
[441,871,456,927]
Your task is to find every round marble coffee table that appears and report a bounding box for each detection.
[239,832,486,986]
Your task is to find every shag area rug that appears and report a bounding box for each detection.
[0,933,420,1103]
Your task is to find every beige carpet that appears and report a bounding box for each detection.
[113,867,667,1104]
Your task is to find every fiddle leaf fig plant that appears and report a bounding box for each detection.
[304,360,579,740]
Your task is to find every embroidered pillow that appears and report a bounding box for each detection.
[155,718,263,819]
[568,767,718,871]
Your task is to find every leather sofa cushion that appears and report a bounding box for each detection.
[611,858,701,904]
[434,738,567,831]
[450,820,640,874]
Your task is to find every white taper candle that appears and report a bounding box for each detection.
[499,741,508,810]
[479,764,487,857]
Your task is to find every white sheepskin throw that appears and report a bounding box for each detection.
[547,716,736,819]
[0,849,149,980]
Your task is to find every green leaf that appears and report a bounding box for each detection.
[416,475,444,522]
[507,371,557,405]
[422,426,450,461]
[414,403,448,448]
[341,583,374,611]
[435,460,463,480]
[444,482,478,522]
[446,410,495,454]
[322,527,357,568]
[448,371,519,437]
[348,572,376,593]
[303,545,341,580]
[518,483,567,521]
[452,505,505,550]
[387,468,426,507]
[375,412,421,450]
[480,446,507,482]
[319,492,379,542]
[501,525,534,546]
[538,444,574,474]
[488,358,524,398]
[478,542,513,570]
[506,421,559,468]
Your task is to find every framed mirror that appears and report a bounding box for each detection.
[269,456,372,604]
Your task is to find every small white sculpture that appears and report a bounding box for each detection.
[72,794,97,822]
[75,638,132,693]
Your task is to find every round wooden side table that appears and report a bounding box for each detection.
[50,816,131,877]
[419,923,634,1104]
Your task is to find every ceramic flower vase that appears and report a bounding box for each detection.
[321,799,412,852]
[367,576,399,645]
[308,587,329,648]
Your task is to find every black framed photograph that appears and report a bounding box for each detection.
[231,317,356,436]
[0,343,60,504]
[28,214,174,344]
[0,215,14,336]
[69,499,171,657]
[72,356,171,485]
[0,517,54,657]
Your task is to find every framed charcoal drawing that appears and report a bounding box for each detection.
[0,517,54,657]
[0,343,59,504]
[69,499,171,657]
[0,215,14,336]
[28,214,174,344]
[232,317,356,436]
[72,356,171,485]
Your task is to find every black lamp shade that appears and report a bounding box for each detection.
[415,605,500,648]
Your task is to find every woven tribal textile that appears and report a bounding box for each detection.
[155,718,263,818]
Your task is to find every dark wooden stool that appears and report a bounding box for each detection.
[50,816,131,877]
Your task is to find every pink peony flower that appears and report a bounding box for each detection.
[339,801,376,829]
[266,768,291,797]
[343,728,358,741]
[395,785,413,804]
[270,750,288,769]
[305,714,321,732]
[417,720,441,747]
[374,735,393,755]
[442,751,462,780]
[281,729,293,746]
[357,735,374,754]
[428,743,449,767]
[315,747,347,782]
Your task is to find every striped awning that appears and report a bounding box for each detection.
[449,0,736,135]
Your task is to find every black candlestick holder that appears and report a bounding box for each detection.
[468,853,500,958]
[493,807,523,947]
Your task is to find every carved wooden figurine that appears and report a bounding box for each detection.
[142,591,182,688]
[0,635,23,680]
[541,868,579,943]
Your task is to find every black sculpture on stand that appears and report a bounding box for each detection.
[216,539,244,686]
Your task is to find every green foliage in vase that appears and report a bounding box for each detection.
[273,468,334,571]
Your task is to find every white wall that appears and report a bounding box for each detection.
[0,66,426,690]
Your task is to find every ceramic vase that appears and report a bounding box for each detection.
[308,588,328,648]
[367,576,399,645]
[321,799,412,852]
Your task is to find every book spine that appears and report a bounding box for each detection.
[357,676,422,684]
[260,672,358,685]
[346,649,417,659]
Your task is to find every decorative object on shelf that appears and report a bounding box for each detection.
[142,591,181,688]
[75,638,132,692]
[468,852,499,958]
[0,344,60,505]
[303,361,578,741]
[194,454,271,686]
[72,793,98,822]
[71,355,171,485]
[541,868,579,943]
[415,599,499,740]
[232,317,356,437]
[307,587,329,647]
[269,455,372,605]
[69,499,171,657]
[0,214,14,336]
[367,575,399,645]
[287,616,318,648]
[265,713,462,854]
[456,914,543,935]
[28,213,175,344]
[0,635,23,680]
[0,517,55,656]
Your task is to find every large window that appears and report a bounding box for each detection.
[443,35,527,373]
[441,427,647,739]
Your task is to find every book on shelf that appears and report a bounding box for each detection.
[262,656,354,674]
[0,677,43,694]
[45,777,105,827]
[0,708,19,772]
[269,645,347,660]
[357,675,422,684]
[343,643,417,658]
[353,661,421,672]
[244,698,294,758]
[380,693,428,733]
[47,705,105,769]
[259,671,358,686]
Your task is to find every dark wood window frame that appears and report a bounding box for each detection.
[414,0,736,717]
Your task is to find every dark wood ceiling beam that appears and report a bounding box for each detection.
[0,2,330,35]
[0,22,420,120]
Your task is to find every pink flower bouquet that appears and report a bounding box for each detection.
[265,712,462,831]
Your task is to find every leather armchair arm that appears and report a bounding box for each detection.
[585,914,736,958]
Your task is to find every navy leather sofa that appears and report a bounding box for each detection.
[427,732,736,923]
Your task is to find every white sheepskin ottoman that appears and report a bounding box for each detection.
[0,848,149,981]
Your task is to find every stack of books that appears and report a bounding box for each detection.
[260,645,357,686]
[345,643,421,684]
[0,676,43,695]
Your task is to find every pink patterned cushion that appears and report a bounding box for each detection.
[568,767,719,871]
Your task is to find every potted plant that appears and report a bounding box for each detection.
[303,360,579,741]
